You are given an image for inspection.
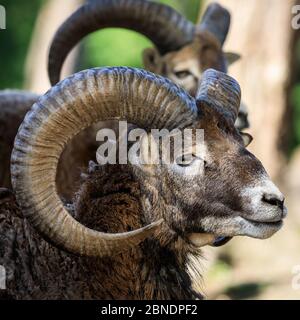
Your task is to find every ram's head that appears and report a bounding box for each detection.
[11,67,286,258]
[47,0,248,130]
[143,3,240,97]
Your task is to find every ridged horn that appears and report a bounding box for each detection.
[11,67,198,257]
[198,2,230,45]
[48,0,195,85]
[196,69,241,122]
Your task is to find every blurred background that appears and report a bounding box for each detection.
[0,0,299,299]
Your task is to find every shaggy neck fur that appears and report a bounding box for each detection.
[73,164,203,299]
[0,164,203,299]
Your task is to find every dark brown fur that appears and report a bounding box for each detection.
[0,165,202,300]
[0,93,37,189]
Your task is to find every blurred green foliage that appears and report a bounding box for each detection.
[289,39,300,155]
[158,0,200,23]
[79,29,152,70]
[0,0,44,88]
[224,282,269,300]
[290,85,300,151]
[207,260,232,282]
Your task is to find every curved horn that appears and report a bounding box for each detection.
[11,67,198,257]
[198,3,230,45]
[48,0,195,85]
[196,68,241,122]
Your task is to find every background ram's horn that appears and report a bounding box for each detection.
[198,2,231,45]
[48,0,195,85]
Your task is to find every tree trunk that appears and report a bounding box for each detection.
[202,0,297,179]
[24,0,84,94]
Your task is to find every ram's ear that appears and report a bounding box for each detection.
[240,132,253,147]
[143,47,164,73]
[225,52,241,66]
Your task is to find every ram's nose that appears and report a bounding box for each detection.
[242,178,288,222]
[262,192,287,219]
[262,193,284,210]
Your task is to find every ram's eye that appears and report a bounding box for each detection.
[175,154,196,167]
[173,70,192,79]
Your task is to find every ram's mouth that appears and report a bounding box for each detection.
[212,236,232,247]
[187,208,286,249]
[188,233,232,248]
[243,217,284,227]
